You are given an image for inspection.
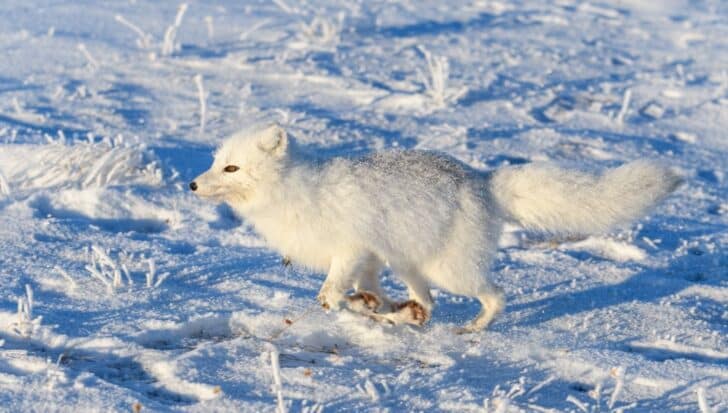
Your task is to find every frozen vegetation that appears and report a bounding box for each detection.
[0,0,726,411]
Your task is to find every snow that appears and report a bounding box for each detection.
[0,0,726,412]
[558,236,647,263]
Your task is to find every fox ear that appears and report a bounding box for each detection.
[257,124,288,156]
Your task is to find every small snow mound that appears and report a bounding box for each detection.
[147,358,223,401]
[627,339,728,363]
[0,141,162,191]
[134,314,235,349]
[292,329,348,349]
[30,188,180,233]
[561,236,647,262]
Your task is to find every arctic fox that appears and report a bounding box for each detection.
[190,125,681,332]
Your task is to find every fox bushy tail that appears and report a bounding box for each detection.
[490,160,682,235]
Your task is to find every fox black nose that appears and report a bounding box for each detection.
[189,181,198,191]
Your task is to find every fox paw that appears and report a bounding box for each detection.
[347,291,382,313]
[317,292,332,310]
[317,294,330,310]
[392,300,430,326]
[317,288,344,311]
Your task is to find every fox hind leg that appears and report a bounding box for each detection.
[456,285,505,334]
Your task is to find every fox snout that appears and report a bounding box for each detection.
[188,171,225,199]
[189,170,209,194]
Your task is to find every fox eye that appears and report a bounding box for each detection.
[223,165,240,173]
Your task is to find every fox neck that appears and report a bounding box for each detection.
[232,156,319,224]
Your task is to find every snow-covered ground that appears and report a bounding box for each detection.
[0,1,726,411]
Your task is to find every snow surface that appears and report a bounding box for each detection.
[0,1,726,412]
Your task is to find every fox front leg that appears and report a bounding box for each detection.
[317,255,367,311]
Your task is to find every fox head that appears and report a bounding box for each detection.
[190,124,289,206]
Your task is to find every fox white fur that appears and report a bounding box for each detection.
[191,125,681,331]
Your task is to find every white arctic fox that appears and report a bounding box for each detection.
[191,125,681,332]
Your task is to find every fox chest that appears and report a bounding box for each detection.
[250,212,333,272]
